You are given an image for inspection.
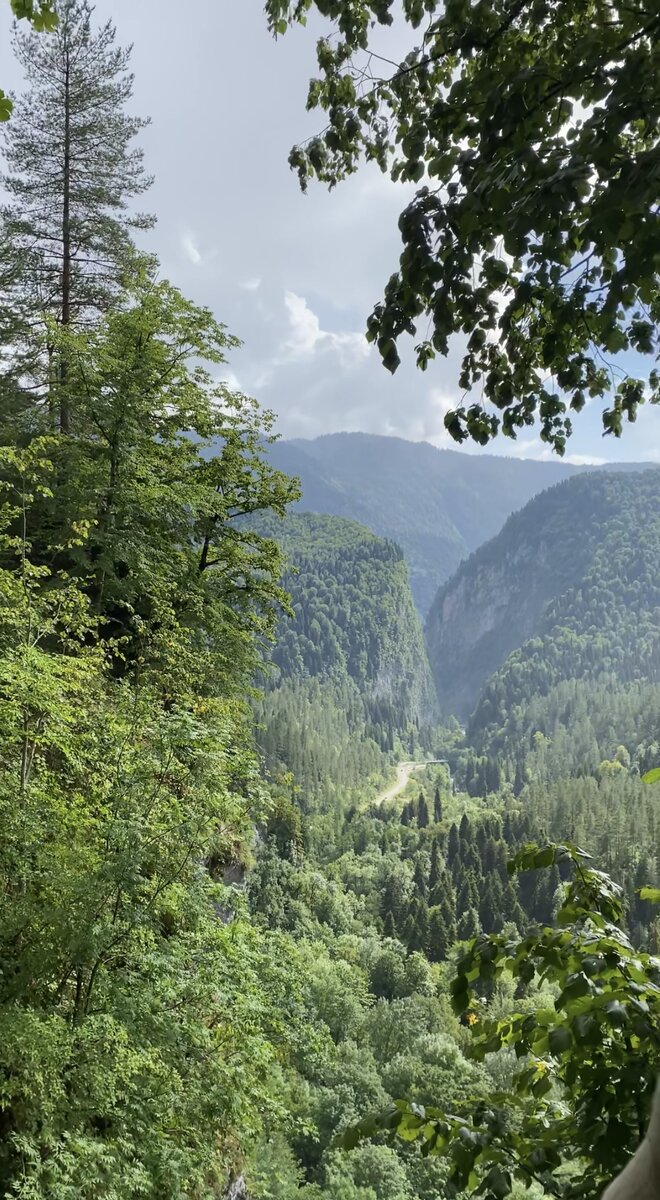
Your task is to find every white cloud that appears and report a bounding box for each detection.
[563,453,608,466]
[216,368,241,391]
[181,230,202,265]
[281,291,370,366]
[241,277,262,291]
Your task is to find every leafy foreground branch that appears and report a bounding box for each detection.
[342,842,660,1199]
[267,0,660,453]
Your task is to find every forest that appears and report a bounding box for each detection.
[1,3,659,1200]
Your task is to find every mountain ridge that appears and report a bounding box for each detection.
[268,432,652,614]
[426,469,660,724]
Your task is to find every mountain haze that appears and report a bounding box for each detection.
[268,433,587,613]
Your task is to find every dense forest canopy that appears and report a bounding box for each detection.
[266,0,660,454]
[427,468,660,718]
[1,3,660,1200]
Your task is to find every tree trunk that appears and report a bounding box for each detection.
[59,51,71,434]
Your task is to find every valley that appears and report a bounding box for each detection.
[1,3,658,1199]
[374,760,436,806]
[246,460,660,1200]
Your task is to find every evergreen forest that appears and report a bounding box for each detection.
[1,4,660,1200]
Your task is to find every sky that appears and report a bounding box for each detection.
[0,0,658,466]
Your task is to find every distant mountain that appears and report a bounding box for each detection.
[255,512,436,802]
[263,511,436,726]
[426,470,660,725]
[268,433,586,614]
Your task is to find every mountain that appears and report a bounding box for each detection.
[266,513,435,721]
[255,512,436,802]
[426,469,660,724]
[267,433,586,614]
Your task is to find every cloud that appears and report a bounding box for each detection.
[241,277,262,291]
[216,368,241,391]
[280,291,370,366]
[563,453,608,466]
[181,230,202,265]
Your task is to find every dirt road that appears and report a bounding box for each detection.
[374,761,427,807]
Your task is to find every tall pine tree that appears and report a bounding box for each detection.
[0,0,153,429]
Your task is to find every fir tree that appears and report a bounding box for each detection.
[427,906,448,963]
[383,910,397,940]
[413,857,428,901]
[0,0,154,428]
[457,906,481,942]
[403,897,429,954]
[428,838,441,893]
[417,791,429,827]
[447,822,460,867]
[433,784,442,824]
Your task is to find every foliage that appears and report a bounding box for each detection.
[267,0,660,453]
[0,267,301,1192]
[343,843,660,1198]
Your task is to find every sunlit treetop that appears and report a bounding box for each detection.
[266,0,660,454]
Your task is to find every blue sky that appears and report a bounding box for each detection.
[1,0,658,466]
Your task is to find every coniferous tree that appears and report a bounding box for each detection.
[426,906,448,963]
[441,895,457,948]
[383,910,397,940]
[0,0,154,428]
[457,872,481,918]
[428,839,441,893]
[403,897,429,954]
[457,906,481,942]
[433,785,442,824]
[412,858,428,901]
[447,822,460,867]
[417,791,429,828]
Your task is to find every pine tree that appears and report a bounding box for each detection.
[433,784,442,824]
[447,822,460,867]
[383,910,397,940]
[417,791,429,827]
[428,838,441,893]
[457,906,481,942]
[459,812,472,843]
[457,871,481,918]
[0,0,154,428]
[479,874,504,934]
[403,897,429,953]
[427,906,448,962]
[441,896,457,948]
[413,857,428,901]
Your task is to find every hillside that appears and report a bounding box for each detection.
[426,470,660,723]
[268,433,585,613]
[255,513,437,805]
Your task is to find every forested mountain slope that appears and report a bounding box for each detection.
[255,513,436,805]
[268,433,585,613]
[427,470,660,721]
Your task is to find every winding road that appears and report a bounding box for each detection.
[374,761,428,807]
[374,758,452,807]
